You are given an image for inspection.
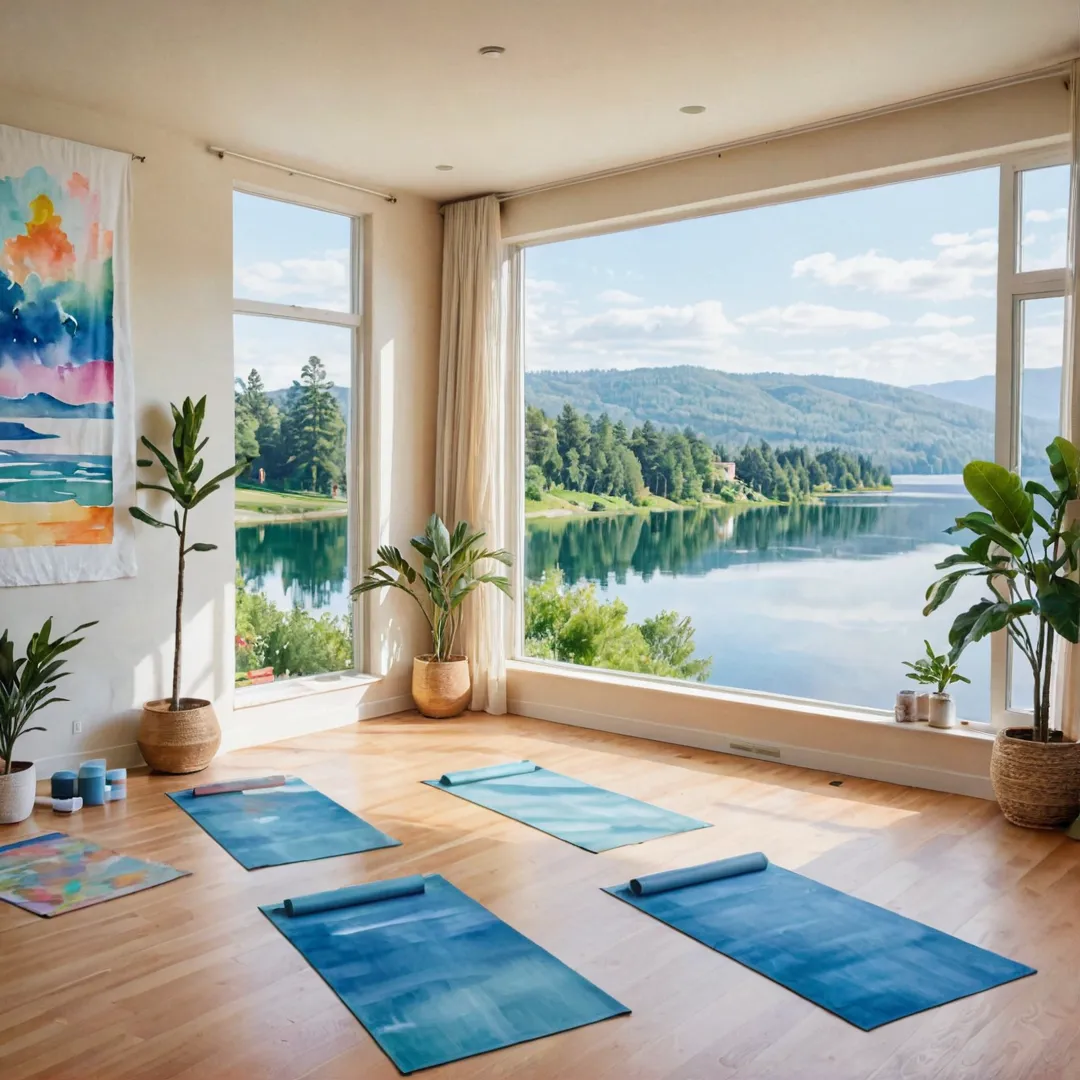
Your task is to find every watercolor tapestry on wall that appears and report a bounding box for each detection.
[0,123,134,586]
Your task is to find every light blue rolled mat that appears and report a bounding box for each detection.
[284,874,427,917]
[439,760,539,786]
[630,852,769,896]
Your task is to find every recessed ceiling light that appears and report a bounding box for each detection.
[679,105,706,114]
[435,164,454,171]
[479,45,505,58]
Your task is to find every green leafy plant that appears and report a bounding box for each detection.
[902,639,970,695]
[0,619,96,774]
[923,437,1080,742]
[130,397,250,710]
[352,515,511,661]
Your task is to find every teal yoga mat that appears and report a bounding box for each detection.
[423,760,709,852]
[168,775,400,869]
[605,853,1035,1030]
[261,873,629,1074]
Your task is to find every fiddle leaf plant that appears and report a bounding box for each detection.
[902,640,970,695]
[0,618,97,774]
[130,396,250,711]
[923,437,1080,742]
[352,514,512,661]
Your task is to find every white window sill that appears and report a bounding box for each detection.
[233,670,381,711]
[507,658,995,741]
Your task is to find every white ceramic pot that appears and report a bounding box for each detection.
[928,693,957,729]
[915,692,931,722]
[0,761,37,824]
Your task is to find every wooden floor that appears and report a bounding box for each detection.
[3,713,1080,1080]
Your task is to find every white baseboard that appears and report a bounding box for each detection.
[32,742,145,776]
[512,696,996,801]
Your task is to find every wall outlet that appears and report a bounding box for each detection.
[72,721,83,734]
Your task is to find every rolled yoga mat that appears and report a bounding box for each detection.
[261,873,629,1074]
[604,854,1036,1030]
[167,775,400,870]
[284,874,426,917]
[424,761,709,853]
[192,774,287,798]
[630,852,768,896]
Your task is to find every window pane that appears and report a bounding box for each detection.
[233,192,353,312]
[1008,296,1065,712]
[522,168,1000,721]
[234,314,353,684]
[1019,165,1069,272]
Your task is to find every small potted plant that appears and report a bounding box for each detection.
[924,438,1080,827]
[130,397,249,773]
[352,515,511,718]
[0,618,96,824]
[901,640,969,729]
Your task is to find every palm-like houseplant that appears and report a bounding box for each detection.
[0,618,96,823]
[923,438,1080,826]
[129,396,249,772]
[901,640,969,728]
[352,515,512,717]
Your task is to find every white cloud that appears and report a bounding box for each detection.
[816,329,995,385]
[737,302,890,334]
[234,248,350,311]
[794,230,997,301]
[597,288,643,304]
[913,313,975,329]
[526,278,563,295]
[931,228,996,246]
[1025,207,1066,224]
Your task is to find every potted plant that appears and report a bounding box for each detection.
[130,397,249,773]
[923,438,1080,827]
[0,618,96,824]
[901,640,969,729]
[352,515,512,718]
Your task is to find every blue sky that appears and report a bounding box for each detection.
[525,164,1068,386]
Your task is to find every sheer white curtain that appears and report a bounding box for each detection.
[1057,60,1080,741]
[435,194,518,713]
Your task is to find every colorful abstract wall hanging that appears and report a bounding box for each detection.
[0,124,134,585]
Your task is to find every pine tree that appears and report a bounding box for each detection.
[283,355,346,494]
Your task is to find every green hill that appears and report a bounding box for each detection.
[525,366,1054,474]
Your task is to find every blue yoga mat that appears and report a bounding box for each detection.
[167,775,400,869]
[605,853,1035,1030]
[260,873,629,1074]
[423,760,709,852]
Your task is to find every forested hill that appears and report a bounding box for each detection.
[525,366,1055,474]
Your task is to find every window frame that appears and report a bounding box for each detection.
[231,186,366,686]
[511,144,1072,732]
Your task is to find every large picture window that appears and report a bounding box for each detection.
[520,155,1068,726]
[232,192,360,688]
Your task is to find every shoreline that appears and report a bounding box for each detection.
[235,507,348,526]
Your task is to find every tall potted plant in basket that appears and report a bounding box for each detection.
[352,515,512,718]
[0,618,96,824]
[923,438,1080,827]
[130,397,249,773]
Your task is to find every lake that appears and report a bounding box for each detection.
[235,476,1002,722]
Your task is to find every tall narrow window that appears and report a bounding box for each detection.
[232,192,360,688]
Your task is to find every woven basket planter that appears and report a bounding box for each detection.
[412,656,471,718]
[138,698,221,774]
[0,762,36,825]
[991,727,1080,829]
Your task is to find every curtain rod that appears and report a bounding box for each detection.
[207,146,397,203]
[496,60,1074,203]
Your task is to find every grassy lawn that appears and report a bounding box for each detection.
[525,486,684,516]
[235,486,347,516]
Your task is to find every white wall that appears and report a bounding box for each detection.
[502,76,1071,797]
[0,86,442,771]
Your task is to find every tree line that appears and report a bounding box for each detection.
[234,358,347,495]
[525,402,891,504]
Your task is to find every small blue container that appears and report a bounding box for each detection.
[51,770,78,799]
[105,768,127,800]
[78,764,107,806]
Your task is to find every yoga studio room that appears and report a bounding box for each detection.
[4,3,1080,1078]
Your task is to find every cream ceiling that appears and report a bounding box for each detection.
[0,0,1076,200]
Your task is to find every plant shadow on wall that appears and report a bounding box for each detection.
[130,397,249,774]
[353,516,512,719]
[923,438,1080,829]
